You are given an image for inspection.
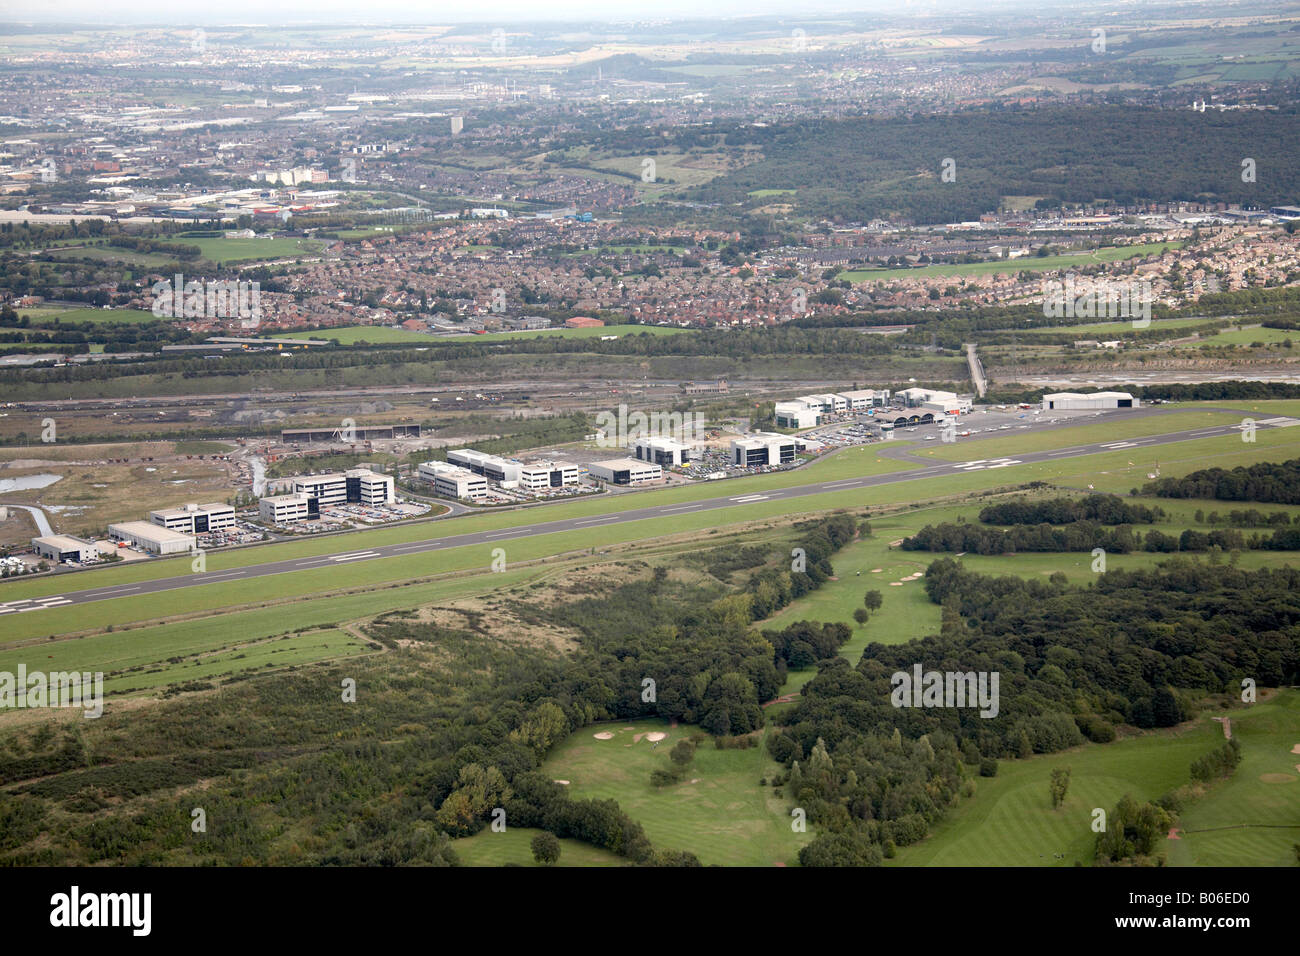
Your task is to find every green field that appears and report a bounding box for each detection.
[541,719,808,866]
[896,691,1300,866]
[15,305,157,324]
[450,827,626,866]
[1020,316,1220,337]
[161,236,324,265]
[1177,325,1299,349]
[842,242,1183,282]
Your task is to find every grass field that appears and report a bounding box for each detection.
[895,691,1300,867]
[160,237,324,265]
[1018,316,1221,336]
[450,827,626,866]
[1176,325,1299,349]
[841,242,1183,283]
[541,719,808,866]
[14,305,157,324]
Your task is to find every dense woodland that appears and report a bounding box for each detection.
[1140,457,1300,504]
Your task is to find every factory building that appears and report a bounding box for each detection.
[259,493,316,524]
[106,521,196,555]
[419,462,489,500]
[1042,391,1138,410]
[150,502,236,535]
[731,432,799,467]
[31,535,98,564]
[632,436,691,467]
[518,461,581,491]
[588,458,662,486]
[446,449,522,485]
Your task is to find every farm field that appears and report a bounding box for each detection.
[276,323,690,345]
[894,691,1300,867]
[1177,325,1299,348]
[841,242,1183,282]
[541,719,807,866]
[10,305,156,324]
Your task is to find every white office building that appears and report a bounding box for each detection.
[107,521,196,555]
[419,462,489,500]
[632,436,691,467]
[588,458,662,485]
[291,469,394,507]
[731,432,798,467]
[1042,391,1139,410]
[837,389,891,410]
[896,387,971,415]
[150,502,236,535]
[774,400,822,429]
[446,449,522,485]
[518,461,581,491]
[260,493,314,524]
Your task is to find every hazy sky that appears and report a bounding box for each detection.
[0,0,1030,26]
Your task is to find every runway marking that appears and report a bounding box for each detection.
[825,480,864,488]
[1100,441,1137,449]
[575,516,618,525]
[392,542,438,552]
[329,551,379,562]
[729,494,769,503]
[200,571,244,580]
[1257,417,1300,427]
[95,585,141,596]
[0,596,71,613]
[659,503,703,512]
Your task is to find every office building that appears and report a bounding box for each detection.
[150,502,236,535]
[588,458,662,485]
[518,461,581,491]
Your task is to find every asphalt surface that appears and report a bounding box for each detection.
[2,411,1294,617]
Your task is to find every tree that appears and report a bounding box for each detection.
[863,590,883,611]
[853,608,869,625]
[530,831,561,865]
[1050,766,1071,808]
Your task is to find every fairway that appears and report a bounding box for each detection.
[450,827,626,866]
[895,692,1300,867]
[542,720,808,866]
[842,242,1183,282]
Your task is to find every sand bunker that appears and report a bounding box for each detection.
[646,732,667,742]
[871,568,883,573]
[553,779,570,785]
[1291,744,1300,754]
[889,582,903,587]
[593,731,614,740]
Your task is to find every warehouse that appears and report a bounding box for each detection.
[282,424,421,443]
[150,502,236,535]
[518,461,580,491]
[632,436,691,467]
[259,493,316,524]
[446,449,522,485]
[588,458,662,486]
[1042,391,1138,410]
[419,462,489,500]
[731,432,798,467]
[106,521,195,555]
[896,387,971,416]
[31,535,98,564]
[774,400,821,429]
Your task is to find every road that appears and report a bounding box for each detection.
[965,343,987,398]
[2,413,1294,617]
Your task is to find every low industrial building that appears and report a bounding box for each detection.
[259,493,316,524]
[106,521,196,555]
[731,432,799,467]
[1042,391,1139,410]
[419,462,489,500]
[446,449,522,485]
[632,436,691,467]
[31,535,98,564]
[281,425,421,442]
[518,461,581,491]
[588,458,662,485]
[150,502,236,535]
